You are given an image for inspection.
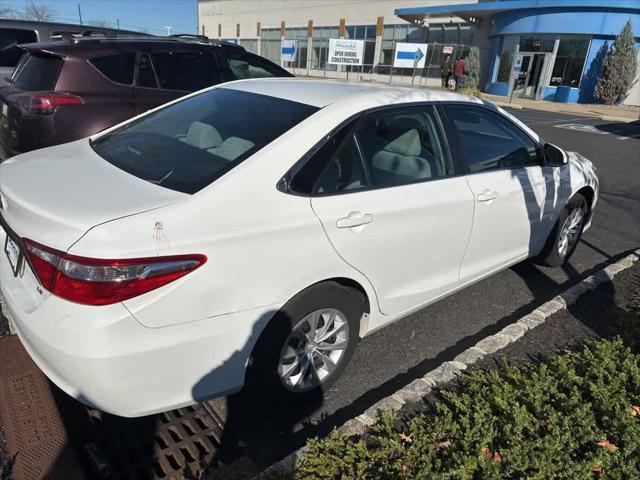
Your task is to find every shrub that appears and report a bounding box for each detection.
[293,339,640,479]
[461,47,480,89]
[595,20,639,104]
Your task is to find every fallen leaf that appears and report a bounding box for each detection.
[592,464,604,473]
[493,451,503,463]
[601,416,610,422]
[481,447,492,459]
[399,432,413,443]
[597,440,619,452]
[629,406,640,417]
[436,441,452,451]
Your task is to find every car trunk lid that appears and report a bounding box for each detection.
[0,139,186,252]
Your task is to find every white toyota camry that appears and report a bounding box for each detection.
[0,79,598,417]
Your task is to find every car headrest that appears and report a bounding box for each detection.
[382,129,422,157]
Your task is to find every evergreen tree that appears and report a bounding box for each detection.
[595,20,638,104]
[461,47,480,89]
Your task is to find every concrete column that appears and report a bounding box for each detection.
[217,24,221,40]
[256,22,261,56]
[306,20,313,76]
[280,20,285,67]
[373,16,384,72]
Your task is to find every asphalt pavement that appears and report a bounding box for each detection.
[223,108,640,470]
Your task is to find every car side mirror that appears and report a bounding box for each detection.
[544,143,567,167]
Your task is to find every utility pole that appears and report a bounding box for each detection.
[165,25,173,36]
[77,3,83,25]
[116,19,120,30]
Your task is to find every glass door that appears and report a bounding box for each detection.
[511,53,532,98]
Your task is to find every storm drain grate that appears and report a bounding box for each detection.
[87,403,226,479]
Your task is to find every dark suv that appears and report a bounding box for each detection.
[0,36,291,159]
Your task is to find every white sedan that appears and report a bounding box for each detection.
[0,79,598,417]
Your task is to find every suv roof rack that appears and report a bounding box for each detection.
[168,33,244,49]
[51,29,154,42]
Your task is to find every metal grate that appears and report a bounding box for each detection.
[87,403,225,479]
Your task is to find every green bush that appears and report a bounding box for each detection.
[595,20,639,105]
[461,47,480,89]
[292,339,640,479]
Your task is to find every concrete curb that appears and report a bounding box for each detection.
[258,249,640,478]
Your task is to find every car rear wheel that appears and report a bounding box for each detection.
[537,193,588,267]
[244,282,362,402]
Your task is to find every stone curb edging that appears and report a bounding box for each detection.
[258,249,640,478]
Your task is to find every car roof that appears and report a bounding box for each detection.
[220,78,485,109]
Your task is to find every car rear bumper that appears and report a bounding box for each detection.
[0,228,278,417]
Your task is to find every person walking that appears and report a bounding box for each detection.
[440,55,452,87]
[454,55,466,91]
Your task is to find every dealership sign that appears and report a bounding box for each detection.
[328,39,364,65]
[393,43,428,68]
[281,40,297,62]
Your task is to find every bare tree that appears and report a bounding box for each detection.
[0,2,17,18]
[23,1,56,22]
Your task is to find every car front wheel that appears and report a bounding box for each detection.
[537,193,588,266]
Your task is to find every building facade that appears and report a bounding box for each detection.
[198,0,640,105]
[397,0,640,105]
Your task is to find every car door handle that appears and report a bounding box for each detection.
[476,189,499,202]
[336,212,374,229]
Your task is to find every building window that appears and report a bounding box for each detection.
[496,35,519,83]
[550,37,590,88]
[518,36,555,53]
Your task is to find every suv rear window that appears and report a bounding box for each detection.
[0,28,37,67]
[90,53,136,84]
[12,53,62,91]
[90,88,318,194]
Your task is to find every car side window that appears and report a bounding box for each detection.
[355,106,450,188]
[221,51,289,81]
[137,53,158,88]
[150,51,222,92]
[90,53,136,85]
[445,104,540,173]
[288,119,367,195]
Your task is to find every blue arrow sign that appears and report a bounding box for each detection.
[396,48,425,61]
[282,45,296,55]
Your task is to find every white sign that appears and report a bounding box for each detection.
[393,42,428,68]
[281,40,297,63]
[328,39,364,65]
[442,46,453,55]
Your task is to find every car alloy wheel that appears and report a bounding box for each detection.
[277,308,350,392]
[557,206,584,258]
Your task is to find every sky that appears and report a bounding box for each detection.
[2,0,198,35]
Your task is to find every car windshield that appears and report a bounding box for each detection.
[90,88,318,194]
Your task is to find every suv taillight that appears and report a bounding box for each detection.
[23,239,206,306]
[11,93,83,115]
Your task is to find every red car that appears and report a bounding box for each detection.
[0,36,291,159]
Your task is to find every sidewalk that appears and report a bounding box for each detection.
[481,93,640,123]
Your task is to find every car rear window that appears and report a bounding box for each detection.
[90,53,136,84]
[90,88,319,194]
[12,53,62,91]
[0,28,37,67]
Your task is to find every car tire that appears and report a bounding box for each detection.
[243,282,363,402]
[537,193,588,267]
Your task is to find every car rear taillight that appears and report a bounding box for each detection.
[23,239,206,306]
[11,93,83,115]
